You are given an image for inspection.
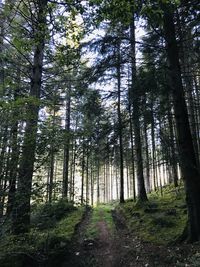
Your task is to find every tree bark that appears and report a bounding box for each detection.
[85,144,89,206]
[167,100,178,187]
[12,0,47,234]
[144,118,150,192]
[130,14,148,202]
[63,84,71,199]
[128,76,136,200]
[81,139,85,205]
[162,3,200,241]
[116,44,124,203]
[97,159,100,204]
[6,68,21,215]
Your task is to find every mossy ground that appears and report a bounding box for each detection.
[119,183,187,245]
[1,185,199,267]
[0,201,85,267]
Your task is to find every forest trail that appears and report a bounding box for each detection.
[63,205,192,267]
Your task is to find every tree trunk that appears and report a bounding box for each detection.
[144,119,150,192]
[115,165,119,200]
[63,84,71,199]
[6,64,22,216]
[71,138,77,202]
[110,163,113,200]
[130,14,148,202]
[116,44,124,203]
[167,100,178,187]
[0,144,10,217]
[90,162,94,206]
[126,160,130,199]
[48,142,55,203]
[0,0,5,98]
[162,3,200,241]
[97,159,100,204]
[177,12,200,169]
[12,0,47,234]
[81,139,85,205]
[150,90,159,190]
[6,96,20,215]
[85,145,89,206]
[103,163,106,203]
[128,76,136,200]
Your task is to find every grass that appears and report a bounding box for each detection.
[119,183,187,245]
[85,204,115,239]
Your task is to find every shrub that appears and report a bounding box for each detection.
[31,199,76,230]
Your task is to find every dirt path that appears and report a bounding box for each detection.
[91,210,114,267]
[62,206,116,266]
[63,206,195,267]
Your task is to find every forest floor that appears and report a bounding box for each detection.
[62,203,200,267]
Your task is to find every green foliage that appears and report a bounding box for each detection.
[140,0,181,28]
[31,199,76,230]
[119,184,187,245]
[30,208,84,259]
[88,0,136,27]
[0,205,85,267]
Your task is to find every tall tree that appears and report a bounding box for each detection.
[130,13,148,202]
[161,1,200,241]
[63,83,72,200]
[12,0,48,234]
[116,41,125,203]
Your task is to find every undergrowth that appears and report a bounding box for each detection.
[119,183,187,245]
[31,198,76,230]
[0,200,85,267]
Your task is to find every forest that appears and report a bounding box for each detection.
[0,0,200,266]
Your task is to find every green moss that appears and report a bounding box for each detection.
[0,206,85,267]
[119,183,187,245]
[52,207,84,240]
[31,199,76,230]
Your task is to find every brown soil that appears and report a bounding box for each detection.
[63,207,200,267]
